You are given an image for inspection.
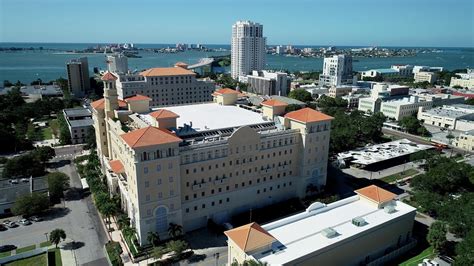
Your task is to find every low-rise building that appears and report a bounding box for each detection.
[0,177,48,215]
[361,68,399,79]
[454,130,474,152]
[63,107,94,144]
[328,86,353,98]
[418,104,474,131]
[450,69,474,89]
[246,70,289,96]
[225,185,416,266]
[414,71,438,84]
[391,65,414,77]
[342,93,366,109]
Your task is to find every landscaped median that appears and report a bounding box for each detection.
[380,168,419,184]
[0,246,62,266]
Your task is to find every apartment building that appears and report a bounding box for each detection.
[112,64,214,107]
[66,57,90,98]
[454,130,474,152]
[319,55,354,87]
[225,185,416,266]
[231,21,266,79]
[92,76,334,245]
[414,71,438,84]
[107,53,128,74]
[63,107,94,144]
[247,70,289,96]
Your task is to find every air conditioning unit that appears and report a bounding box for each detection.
[384,205,397,214]
[351,217,368,227]
[321,227,338,238]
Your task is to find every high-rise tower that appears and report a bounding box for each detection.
[231,21,266,79]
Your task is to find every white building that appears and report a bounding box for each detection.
[247,70,289,96]
[450,69,474,88]
[107,53,128,74]
[225,185,416,266]
[414,71,438,84]
[418,104,474,131]
[412,66,443,74]
[391,65,414,77]
[231,21,266,79]
[360,68,399,79]
[276,45,284,55]
[319,55,354,87]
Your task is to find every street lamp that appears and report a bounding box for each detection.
[213,252,220,266]
[44,232,48,242]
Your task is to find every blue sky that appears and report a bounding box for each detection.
[1,0,473,47]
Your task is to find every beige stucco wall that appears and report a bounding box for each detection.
[128,100,150,113]
[215,94,238,105]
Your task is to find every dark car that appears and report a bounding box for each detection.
[0,245,17,252]
[0,224,7,231]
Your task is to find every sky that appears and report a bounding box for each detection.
[1,0,473,47]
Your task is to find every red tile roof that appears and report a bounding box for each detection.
[224,222,276,252]
[90,98,127,110]
[101,72,118,81]
[214,88,239,95]
[174,62,189,68]
[355,185,396,204]
[261,99,288,107]
[140,67,195,77]
[121,126,181,148]
[124,94,152,102]
[284,107,334,123]
[149,109,180,120]
[109,160,125,174]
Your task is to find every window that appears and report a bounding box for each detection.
[146,194,150,201]
[144,167,148,174]
[170,190,174,196]
[186,208,189,213]
[156,165,161,172]
[145,181,149,188]
[169,176,173,183]
[158,192,162,198]
[157,178,162,185]
[185,195,189,200]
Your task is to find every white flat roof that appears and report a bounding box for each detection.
[145,103,267,131]
[254,196,416,265]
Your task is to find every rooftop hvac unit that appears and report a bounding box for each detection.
[384,205,397,214]
[321,227,338,238]
[351,217,368,227]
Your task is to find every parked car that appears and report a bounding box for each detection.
[30,216,42,222]
[6,221,18,228]
[9,179,19,184]
[2,220,12,227]
[20,178,29,183]
[0,245,17,252]
[19,219,31,225]
[0,224,7,231]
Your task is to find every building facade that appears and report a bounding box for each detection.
[112,65,214,107]
[418,104,474,131]
[247,70,289,96]
[225,185,416,266]
[450,69,474,89]
[319,55,354,87]
[391,65,414,77]
[414,71,438,84]
[231,21,266,79]
[92,81,333,245]
[66,57,90,97]
[454,130,474,152]
[107,53,129,74]
[63,107,94,144]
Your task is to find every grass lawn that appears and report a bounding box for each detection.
[39,241,51,248]
[41,127,53,140]
[49,119,59,138]
[399,246,435,266]
[380,168,419,184]
[0,250,12,258]
[4,253,47,266]
[15,245,36,254]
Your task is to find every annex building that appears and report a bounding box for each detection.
[91,74,334,245]
[225,185,417,266]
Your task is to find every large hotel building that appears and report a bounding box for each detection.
[92,72,333,245]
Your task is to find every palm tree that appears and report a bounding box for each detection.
[50,228,66,248]
[166,240,187,258]
[100,201,117,230]
[147,231,160,247]
[168,223,183,238]
[117,214,130,230]
[153,245,167,260]
[122,226,136,239]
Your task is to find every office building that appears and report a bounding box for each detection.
[450,69,474,88]
[360,68,399,79]
[225,185,416,266]
[418,104,474,131]
[412,66,443,74]
[231,21,266,79]
[454,130,474,151]
[247,70,289,96]
[92,77,334,245]
[319,55,354,87]
[66,57,90,97]
[357,83,409,114]
[391,65,414,77]
[107,53,129,74]
[328,86,353,98]
[111,64,214,107]
[63,107,94,144]
[414,71,438,84]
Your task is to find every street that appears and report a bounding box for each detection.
[0,151,108,266]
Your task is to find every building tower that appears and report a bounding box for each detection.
[107,53,129,74]
[231,20,266,79]
[66,57,90,97]
[319,54,354,87]
[102,72,119,119]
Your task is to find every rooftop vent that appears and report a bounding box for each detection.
[384,205,397,214]
[321,227,338,238]
[352,217,368,227]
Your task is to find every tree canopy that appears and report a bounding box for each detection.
[47,172,70,203]
[288,89,313,102]
[398,115,430,137]
[50,228,67,248]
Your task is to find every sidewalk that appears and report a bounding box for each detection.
[108,218,133,265]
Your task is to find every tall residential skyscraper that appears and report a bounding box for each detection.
[231,21,266,79]
[319,54,354,87]
[66,57,90,97]
[107,53,129,74]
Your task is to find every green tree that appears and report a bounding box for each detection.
[100,201,118,230]
[166,240,188,258]
[2,153,45,178]
[33,146,55,164]
[465,98,474,106]
[50,228,67,248]
[398,115,430,137]
[454,229,474,266]
[153,245,167,260]
[427,221,447,254]
[57,113,71,145]
[85,127,97,149]
[168,223,183,238]
[47,172,70,203]
[147,231,160,247]
[285,104,302,112]
[288,89,313,102]
[12,192,50,217]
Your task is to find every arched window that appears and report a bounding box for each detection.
[155,206,168,233]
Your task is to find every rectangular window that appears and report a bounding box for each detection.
[156,165,161,172]
[158,192,162,198]
[145,181,149,188]
[169,176,173,183]
[157,178,162,185]
[170,190,174,196]
[144,167,148,174]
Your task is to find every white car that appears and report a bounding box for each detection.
[19,219,31,226]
